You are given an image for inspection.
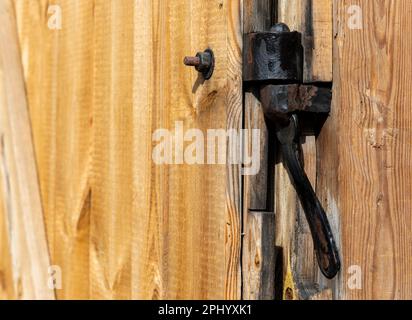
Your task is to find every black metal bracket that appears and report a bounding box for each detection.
[243,23,340,279]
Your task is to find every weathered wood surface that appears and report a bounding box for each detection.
[3,0,243,300]
[242,0,276,300]
[275,0,334,300]
[324,0,412,299]
[0,0,54,300]
[246,0,412,301]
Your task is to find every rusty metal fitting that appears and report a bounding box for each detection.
[183,49,215,80]
[183,56,201,67]
[270,22,291,33]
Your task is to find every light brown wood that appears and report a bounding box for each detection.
[0,183,15,300]
[128,0,243,300]
[311,0,333,82]
[324,0,412,299]
[225,0,243,300]
[14,0,94,300]
[11,0,243,300]
[0,0,54,300]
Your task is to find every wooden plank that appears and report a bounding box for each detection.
[242,210,276,299]
[311,0,333,82]
[0,0,54,300]
[90,0,134,300]
[242,0,276,300]
[128,0,243,300]
[14,0,94,299]
[320,0,412,299]
[225,0,243,300]
[0,183,15,299]
[243,0,275,32]
[274,0,334,300]
[244,89,270,212]
[13,0,243,299]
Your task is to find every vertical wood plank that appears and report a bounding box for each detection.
[242,0,277,300]
[130,0,243,300]
[90,0,134,300]
[0,0,54,300]
[225,0,243,300]
[11,0,243,299]
[311,0,333,81]
[14,0,94,299]
[324,0,412,299]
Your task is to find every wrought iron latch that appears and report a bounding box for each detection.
[243,23,340,279]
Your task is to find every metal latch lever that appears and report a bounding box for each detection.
[276,115,340,279]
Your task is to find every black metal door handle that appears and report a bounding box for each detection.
[276,115,340,279]
[243,23,341,280]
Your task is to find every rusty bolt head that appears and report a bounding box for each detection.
[183,49,215,80]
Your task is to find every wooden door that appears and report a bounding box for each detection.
[1,0,412,301]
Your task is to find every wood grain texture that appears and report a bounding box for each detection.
[0,0,54,300]
[225,0,243,300]
[311,0,333,82]
[129,0,243,300]
[14,0,94,299]
[11,0,242,299]
[0,183,15,299]
[242,91,275,299]
[5,0,412,301]
[243,0,275,33]
[90,0,134,299]
[327,0,412,299]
